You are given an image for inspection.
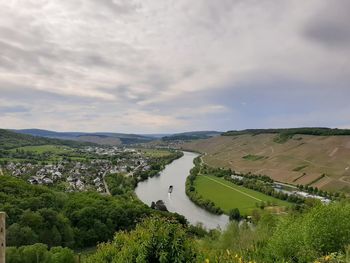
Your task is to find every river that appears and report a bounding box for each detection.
[135,151,229,229]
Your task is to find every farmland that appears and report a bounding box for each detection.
[184,133,350,193]
[194,175,290,214]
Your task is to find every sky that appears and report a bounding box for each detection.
[0,0,350,133]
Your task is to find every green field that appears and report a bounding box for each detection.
[194,175,290,215]
[10,145,73,154]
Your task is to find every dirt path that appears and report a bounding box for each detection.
[339,176,350,185]
[329,147,339,157]
[102,173,111,195]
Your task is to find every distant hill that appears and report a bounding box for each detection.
[0,129,90,150]
[14,129,155,145]
[224,127,350,137]
[184,128,350,193]
[162,131,222,141]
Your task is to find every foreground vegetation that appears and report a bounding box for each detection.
[81,202,350,263]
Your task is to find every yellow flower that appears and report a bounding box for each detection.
[235,254,239,258]
[226,249,230,255]
[324,255,331,261]
[205,259,210,263]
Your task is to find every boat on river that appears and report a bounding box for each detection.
[168,185,173,193]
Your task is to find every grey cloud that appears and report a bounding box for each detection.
[0,105,30,114]
[302,0,350,48]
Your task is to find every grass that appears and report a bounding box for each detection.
[10,145,73,154]
[194,175,290,215]
[242,154,266,161]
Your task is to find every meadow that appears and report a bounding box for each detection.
[194,175,290,214]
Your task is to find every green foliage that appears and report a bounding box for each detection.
[136,151,183,181]
[105,173,136,196]
[0,176,150,248]
[6,244,75,263]
[265,202,350,262]
[185,157,224,215]
[86,216,199,263]
[228,208,241,221]
[242,154,266,161]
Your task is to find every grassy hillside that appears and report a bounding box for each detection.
[184,132,350,193]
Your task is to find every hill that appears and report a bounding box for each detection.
[183,128,350,193]
[14,129,155,145]
[0,129,90,150]
[162,131,221,141]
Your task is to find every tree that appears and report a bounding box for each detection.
[50,247,75,263]
[228,208,241,221]
[7,224,38,246]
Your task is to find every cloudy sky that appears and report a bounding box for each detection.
[0,0,349,133]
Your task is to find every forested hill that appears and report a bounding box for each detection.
[223,127,350,137]
[0,129,91,150]
[162,131,221,141]
[14,129,155,145]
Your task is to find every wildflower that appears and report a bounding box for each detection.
[205,259,210,263]
[324,255,331,261]
[226,249,230,255]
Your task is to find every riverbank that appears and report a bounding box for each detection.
[135,151,229,229]
[186,156,294,216]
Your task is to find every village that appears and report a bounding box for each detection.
[1,146,153,194]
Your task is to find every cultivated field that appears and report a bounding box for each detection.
[184,134,350,193]
[194,175,290,215]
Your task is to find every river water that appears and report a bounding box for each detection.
[135,151,229,229]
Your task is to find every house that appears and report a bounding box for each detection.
[43,178,53,184]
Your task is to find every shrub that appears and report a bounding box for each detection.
[86,216,199,263]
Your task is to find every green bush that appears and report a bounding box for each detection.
[265,202,350,262]
[86,216,199,263]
